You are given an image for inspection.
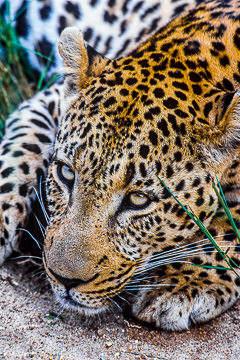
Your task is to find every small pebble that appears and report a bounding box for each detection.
[105,342,113,348]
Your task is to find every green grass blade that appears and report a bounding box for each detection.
[213,176,240,243]
[158,176,240,278]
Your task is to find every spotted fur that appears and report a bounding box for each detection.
[1,0,240,330]
[0,0,204,75]
[0,0,204,264]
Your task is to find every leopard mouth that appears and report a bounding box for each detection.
[54,290,110,315]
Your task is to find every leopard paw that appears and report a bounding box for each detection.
[131,282,239,330]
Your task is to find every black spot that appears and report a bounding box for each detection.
[214,23,227,38]
[36,168,45,182]
[2,203,11,211]
[149,131,158,146]
[162,145,168,154]
[161,42,173,52]
[192,100,200,111]
[185,162,194,171]
[199,271,208,278]
[192,257,203,265]
[176,180,185,191]
[163,97,178,109]
[170,59,186,71]
[19,184,28,197]
[40,5,52,19]
[168,71,184,79]
[189,71,202,83]
[174,91,187,101]
[153,87,165,98]
[31,119,50,130]
[175,109,188,119]
[192,84,202,95]
[19,162,29,175]
[104,96,117,108]
[172,81,189,91]
[157,119,170,137]
[172,262,182,270]
[149,106,160,115]
[1,167,14,178]
[22,143,41,154]
[139,145,150,159]
[174,152,182,162]
[35,37,55,67]
[174,236,184,243]
[203,102,213,117]
[222,78,234,91]
[35,133,52,143]
[0,183,14,193]
[191,289,198,298]
[65,1,81,19]
[58,15,67,35]
[155,161,161,173]
[164,203,171,213]
[219,55,230,67]
[120,89,129,96]
[233,27,240,50]
[166,165,174,178]
[126,78,138,86]
[196,197,204,206]
[220,274,232,282]
[212,41,225,51]
[139,163,147,178]
[15,0,28,37]
[138,59,149,68]
[192,178,201,187]
[184,40,200,56]
[84,27,93,42]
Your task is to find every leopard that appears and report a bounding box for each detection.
[0,0,240,331]
[0,0,205,263]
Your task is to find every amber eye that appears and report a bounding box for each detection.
[57,162,75,189]
[124,192,150,209]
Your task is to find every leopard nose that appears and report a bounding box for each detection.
[48,268,87,290]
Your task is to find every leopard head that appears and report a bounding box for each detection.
[43,26,240,314]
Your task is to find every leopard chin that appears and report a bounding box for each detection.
[53,288,110,316]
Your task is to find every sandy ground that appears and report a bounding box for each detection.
[0,259,239,360]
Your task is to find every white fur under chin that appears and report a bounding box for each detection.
[54,290,109,316]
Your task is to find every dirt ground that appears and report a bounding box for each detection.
[0,259,239,360]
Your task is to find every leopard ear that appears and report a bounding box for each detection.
[198,91,240,163]
[58,27,109,96]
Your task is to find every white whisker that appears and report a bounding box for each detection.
[107,296,122,312]
[33,213,46,236]
[126,283,175,290]
[110,290,130,305]
[32,185,50,225]
[134,246,236,275]
[137,233,235,266]
[11,255,42,260]
[16,228,42,249]
[124,290,138,297]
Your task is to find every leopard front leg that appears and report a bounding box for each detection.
[131,215,240,330]
[0,83,63,265]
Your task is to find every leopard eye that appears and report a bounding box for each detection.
[125,192,150,209]
[57,162,75,189]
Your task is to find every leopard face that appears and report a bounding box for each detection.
[44,0,240,326]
